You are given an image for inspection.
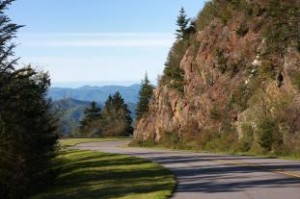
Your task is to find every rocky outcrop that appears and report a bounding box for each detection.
[134,1,300,152]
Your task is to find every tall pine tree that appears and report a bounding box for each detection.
[176,7,190,39]
[136,74,154,121]
[101,92,133,136]
[0,1,58,198]
[79,101,102,137]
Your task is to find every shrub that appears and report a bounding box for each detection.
[258,118,280,152]
[161,131,181,148]
[238,124,254,152]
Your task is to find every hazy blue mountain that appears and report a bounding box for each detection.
[49,84,140,103]
[51,98,136,136]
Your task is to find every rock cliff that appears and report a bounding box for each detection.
[134,0,300,153]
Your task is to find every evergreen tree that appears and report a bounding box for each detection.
[176,7,190,39]
[79,101,102,137]
[0,1,58,198]
[101,92,133,136]
[136,74,154,121]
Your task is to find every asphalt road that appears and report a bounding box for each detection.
[75,141,300,199]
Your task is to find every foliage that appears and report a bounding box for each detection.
[258,118,278,152]
[262,1,300,55]
[238,124,254,152]
[195,1,216,31]
[175,7,190,40]
[160,7,198,94]
[204,130,239,152]
[0,1,58,198]
[51,98,91,136]
[101,92,133,136]
[31,148,175,199]
[161,131,181,148]
[162,40,187,94]
[79,101,102,137]
[136,74,154,121]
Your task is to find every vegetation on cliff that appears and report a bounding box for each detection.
[134,0,300,157]
[136,74,154,121]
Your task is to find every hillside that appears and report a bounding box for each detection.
[134,0,300,155]
[49,84,140,103]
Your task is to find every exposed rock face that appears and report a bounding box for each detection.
[134,1,300,151]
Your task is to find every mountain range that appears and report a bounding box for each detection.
[48,84,140,103]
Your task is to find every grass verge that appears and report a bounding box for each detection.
[31,139,175,199]
[59,137,129,147]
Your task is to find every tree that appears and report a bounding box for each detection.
[101,92,133,136]
[0,1,58,198]
[79,101,102,137]
[176,7,190,39]
[162,41,186,93]
[136,73,154,121]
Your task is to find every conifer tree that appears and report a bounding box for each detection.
[176,7,190,39]
[101,92,133,136]
[0,1,58,198]
[80,101,102,136]
[136,74,154,121]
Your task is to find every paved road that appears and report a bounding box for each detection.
[75,141,300,199]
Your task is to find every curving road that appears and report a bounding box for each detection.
[75,141,300,199]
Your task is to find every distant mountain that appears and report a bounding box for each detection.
[48,84,140,103]
[52,98,91,136]
[51,98,136,136]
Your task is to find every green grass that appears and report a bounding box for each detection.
[59,137,129,147]
[31,139,175,199]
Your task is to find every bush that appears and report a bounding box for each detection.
[238,124,254,152]
[258,118,281,152]
[161,131,181,148]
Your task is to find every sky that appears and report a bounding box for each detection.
[8,0,206,87]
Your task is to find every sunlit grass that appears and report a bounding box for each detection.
[59,137,129,147]
[31,139,175,199]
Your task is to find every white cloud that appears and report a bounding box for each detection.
[15,32,172,83]
[17,32,175,48]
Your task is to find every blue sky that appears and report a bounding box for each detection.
[8,0,206,87]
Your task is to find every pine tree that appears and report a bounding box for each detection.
[101,92,133,136]
[0,1,58,198]
[176,7,190,39]
[136,74,154,121]
[79,101,102,137]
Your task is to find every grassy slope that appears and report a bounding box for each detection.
[31,139,175,199]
